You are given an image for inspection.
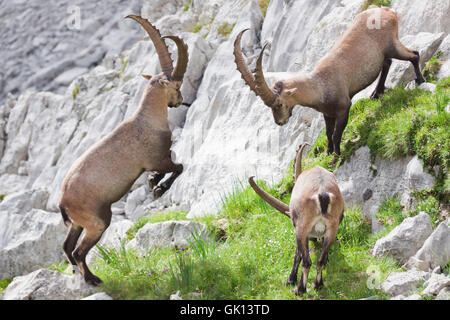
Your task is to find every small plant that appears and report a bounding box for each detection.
[72,84,79,100]
[360,0,392,12]
[96,242,132,275]
[414,195,441,227]
[258,0,270,17]
[188,227,216,260]
[191,23,206,33]
[168,247,195,292]
[423,51,443,82]
[48,261,70,274]
[337,207,372,246]
[119,57,129,79]
[217,22,234,37]
[0,279,12,294]
[126,211,188,240]
[375,196,407,229]
[183,0,191,12]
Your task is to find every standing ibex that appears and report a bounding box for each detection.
[235,7,425,157]
[249,144,344,294]
[58,15,188,285]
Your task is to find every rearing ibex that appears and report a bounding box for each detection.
[235,7,425,157]
[58,15,188,285]
[249,144,344,294]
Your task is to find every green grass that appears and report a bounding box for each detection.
[191,23,206,33]
[183,0,191,12]
[48,261,71,274]
[0,279,12,295]
[125,211,189,240]
[423,51,443,83]
[217,22,235,37]
[72,84,79,100]
[258,0,271,17]
[360,0,392,12]
[91,170,404,300]
[301,78,448,204]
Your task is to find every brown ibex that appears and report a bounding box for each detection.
[249,144,344,294]
[235,7,425,157]
[58,15,188,285]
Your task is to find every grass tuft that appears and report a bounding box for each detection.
[258,0,271,17]
[217,22,235,37]
[72,84,79,100]
[360,0,392,12]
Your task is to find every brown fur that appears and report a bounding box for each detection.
[235,7,425,156]
[249,144,344,294]
[58,74,184,285]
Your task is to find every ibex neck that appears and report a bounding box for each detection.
[136,86,169,128]
[291,73,324,107]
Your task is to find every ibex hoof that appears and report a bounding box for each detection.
[313,279,323,290]
[415,77,425,85]
[148,178,157,189]
[291,286,306,295]
[85,274,102,286]
[153,186,166,199]
[370,91,380,100]
[285,278,297,286]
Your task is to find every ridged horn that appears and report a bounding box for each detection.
[254,43,278,107]
[293,143,310,181]
[248,177,290,218]
[233,29,259,95]
[162,36,189,82]
[126,15,173,79]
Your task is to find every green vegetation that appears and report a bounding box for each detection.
[217,22,235,37]
[191,23,206,33]
[48,261,71,275]
[125,211,188,240]
[258,0,271,17]
[91,172,403,299]
[0,279,12,295]
[423,51,443,83]
[72,84,79,100]
[360,0,392,12]
[183,0,191,12]
[86,79,449,300]
[118,57,129,79]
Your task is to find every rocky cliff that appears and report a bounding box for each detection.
[0,0,449,299]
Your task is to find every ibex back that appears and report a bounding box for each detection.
[58,15,188,285]
[249,144,344,294]
[235,7,425,157]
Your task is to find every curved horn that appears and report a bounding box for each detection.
[162,36,189,82]
[293,143,310,181]
[254,43,278,107]
[248,177,290,218]
[126,15,173,78]
[233,29,259,95]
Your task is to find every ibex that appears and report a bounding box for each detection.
[58,15,188,285]
[249,144,344,294]
[235,7,425,157]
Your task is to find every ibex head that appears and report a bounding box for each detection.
[234,29,299,125]
[127,15,188,108]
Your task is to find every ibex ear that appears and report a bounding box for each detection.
[141,74,152,80]
[285,88,298,96]
[159,79,170,87]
